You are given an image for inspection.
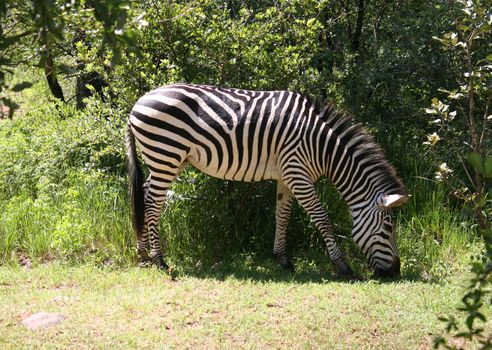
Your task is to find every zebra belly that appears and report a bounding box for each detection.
[187,145,280,182]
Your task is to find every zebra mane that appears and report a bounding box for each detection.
[318,103,406,196]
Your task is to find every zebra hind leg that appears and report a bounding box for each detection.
[273,182,295,272]
[144,175,175,271]
[136,178,152,266]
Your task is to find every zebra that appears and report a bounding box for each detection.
[126,83,408,278]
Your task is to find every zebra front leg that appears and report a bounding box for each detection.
[286,179,354,278]
[274,182,295,272]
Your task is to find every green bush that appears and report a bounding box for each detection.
[0,1,482,280]
[0,100,132,265]
[0,98,478,280]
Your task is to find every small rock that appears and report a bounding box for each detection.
[22,312,65,330]
[0,105,10,119]
[18,254,31,269]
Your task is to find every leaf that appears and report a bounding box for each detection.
[432,36,444,43]
[483,229,492,245]
[469,152,484,174]
[11,82,33,92]
[450,32,458,46]
[425,108,438,114]
[449,91,464,99]
[485,157,492,178]
[57,63,76,74]
[457,24,471,32]
[306,18,316,27]
[122,30,137,45]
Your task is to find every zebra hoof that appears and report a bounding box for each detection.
[138,260,152,268]
[152,256,169,271]
[339,272,362,282]
[280,261,295,273]
[336,266,359,281]
[274,253,295,272]
[138,255,152,268]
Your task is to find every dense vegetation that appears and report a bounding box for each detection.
[1,0,491,346]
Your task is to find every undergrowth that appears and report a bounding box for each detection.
[0,96,479,282]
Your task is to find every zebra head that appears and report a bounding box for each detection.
[352,193,409,278]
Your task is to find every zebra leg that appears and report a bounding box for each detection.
[136,178,152,265]
[274,181,295,272]
[144,175,177,271]
[144,160,188,270]
[285,179,354,278]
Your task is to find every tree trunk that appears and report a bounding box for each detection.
[35,0,65,103]
[44,55,65,102]
[351,0,365,52]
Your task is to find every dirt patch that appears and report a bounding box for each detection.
[0,105,9,119]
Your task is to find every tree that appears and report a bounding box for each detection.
[0,0,136,115]
[427,1,492,348]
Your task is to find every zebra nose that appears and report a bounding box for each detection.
[391,256,401,275]
[374,256,400,278]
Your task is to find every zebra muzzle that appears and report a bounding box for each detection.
[374,256,400,278]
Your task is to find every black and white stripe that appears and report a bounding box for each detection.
[126,84,408,277]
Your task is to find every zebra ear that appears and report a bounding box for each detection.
[377,194,410,209]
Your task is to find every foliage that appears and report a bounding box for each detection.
[421,1,492,348]
[0,0,136,112]
[0,1,484,283]
[0,99,133,264]
[434,162,492,349]
[424,0,491,229]
[2,0,455,118]
[0,97,477,282]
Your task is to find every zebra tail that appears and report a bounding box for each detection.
[126,124,145,240]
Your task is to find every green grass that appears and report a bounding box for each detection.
[0,70,481,280]
[0,262,489,349]
[1,67,488,348]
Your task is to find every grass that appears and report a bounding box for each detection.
[1,68,488,348]
[0,262,489,349]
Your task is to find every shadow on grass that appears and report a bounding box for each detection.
[181,264,330,284]
[163,256,435,285]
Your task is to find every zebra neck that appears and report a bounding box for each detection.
[319,124,395,209]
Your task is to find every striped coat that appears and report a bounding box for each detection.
[127,84,408,278]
